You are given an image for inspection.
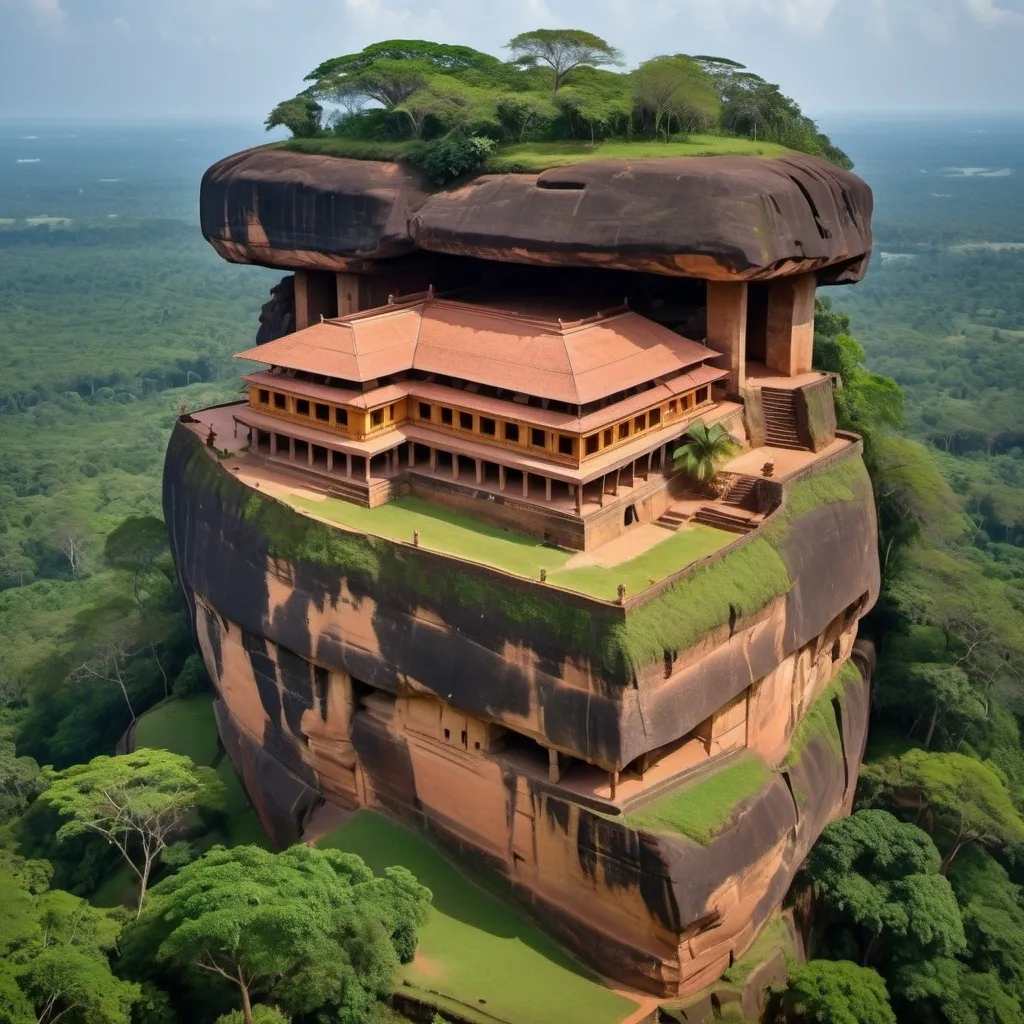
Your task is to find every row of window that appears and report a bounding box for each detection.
[256,389,399,430]
[416,386,711,461]
[256,384,712,461]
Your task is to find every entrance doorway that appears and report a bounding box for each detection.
[746,282,769,365]
[624,503,639,527]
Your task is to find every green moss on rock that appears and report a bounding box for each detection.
[624,753,773,844]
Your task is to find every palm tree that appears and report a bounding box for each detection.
[673,421,740,488]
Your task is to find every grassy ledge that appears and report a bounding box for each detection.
[624,752,773,845]
[276,135,794,175]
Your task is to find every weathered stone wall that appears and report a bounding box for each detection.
[164,420,878,995]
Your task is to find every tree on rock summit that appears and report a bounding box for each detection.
[506,29,624,94]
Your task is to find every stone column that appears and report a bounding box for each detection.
[270,434,278,456]
[706,280,748,393]
[475,460,483,484]
[408,445,416,469]
[547,748,560,784]
[364,457,371,482]
[429,448,438,472]
[288,437,296,461]
[545,477,552,502]
[336,273,362,316]
[522,472,529,497]
[575,486,583,515]
[345,453,353,478]
[765,272,817,376]
[326,450,334,473]
[307,445,314,467]
[499,465,506,491]
[452,457,460,481]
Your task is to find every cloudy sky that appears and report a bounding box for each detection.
[1,0,1023,121]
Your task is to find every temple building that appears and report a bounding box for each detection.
[233,291,732,550]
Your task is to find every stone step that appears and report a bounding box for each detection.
[692,506,758,534]
[722,476,758,508]
[656,509,691,531]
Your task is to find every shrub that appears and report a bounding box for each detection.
[416,134,495,184]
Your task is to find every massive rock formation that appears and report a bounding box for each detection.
[171,144,881,1005]
[200,147,872,283]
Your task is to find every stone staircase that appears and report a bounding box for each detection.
[655,507,692,531]
[721,474,759,509]
[760,387,806,450]
[692,506,759,534]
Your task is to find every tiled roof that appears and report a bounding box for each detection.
[236,296,717,406]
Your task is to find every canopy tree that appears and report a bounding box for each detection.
[0,868,139,1024]
[631,56,720,138]
[859,750,1024,873]
[40,748,226,916]
[506,29,624,94]
[803,809,965,968]
[126,843,432,1024]
[781,960,896,1024]
[263,96,323,138]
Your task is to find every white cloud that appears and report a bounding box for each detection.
[964,0,1024,22]
[25,0,66,25]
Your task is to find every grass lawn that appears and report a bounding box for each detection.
[549,525,733,597]
[318,812,639,1024]
[133,695,221,766]
[287,492,732,601]
[279,135,793,173]
[486,137,793,171]
[624,753,772,845]
[132,694,270,849]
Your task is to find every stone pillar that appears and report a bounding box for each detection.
[706,280,748,393]
[575,486,583,515]
[336,273,362,316]
[452,457,460,481]
[765,273,817,376]
[307,445,314,467]
[326,450,334,473]
[364,458,371,482]
[475,460,483,484]
[294,270,336,330]
[345,453,353,478]
[522,473,529,497]
[429,448,437,472]
[547,748,560,785]
[599,475,606,507]
[612,470,620,497]
[408,446,416,469]
[288,437,295,461]
[499,465,506,491]
[270,434,278,456]
[545,477,552,502]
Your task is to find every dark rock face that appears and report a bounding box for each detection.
[200,149,872,283]
[255,275,295,345]
[411,157,873,283]
[199,148,426,270]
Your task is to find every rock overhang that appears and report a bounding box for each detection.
[199,146,873,284]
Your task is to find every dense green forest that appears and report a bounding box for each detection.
[265,31,850,181]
